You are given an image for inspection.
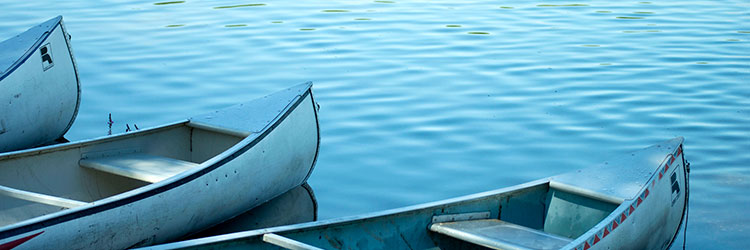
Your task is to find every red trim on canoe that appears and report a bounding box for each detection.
[0,231,43,250]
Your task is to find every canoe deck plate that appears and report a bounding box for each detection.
[430,219,572,250]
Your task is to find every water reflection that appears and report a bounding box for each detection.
[183,183,317,240]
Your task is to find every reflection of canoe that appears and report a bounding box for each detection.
[142,138,689,250]
[0,16,81,152]
[184,183,317,240]
[0,82,320,249]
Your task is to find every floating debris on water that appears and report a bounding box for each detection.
[271,21,283,23]
[596,10,612,13]
[154,1,184,5]
[322,10,350,12]
[537,4,589,7]
[500,6,514,9]
[300,28,316,31]
[213,3,266,9]
[468,31,489,35]
[446,24,462,27]
[165,24,185,28]
[617,16,645,19]
[225,24,247,27]
[355,18,372,20]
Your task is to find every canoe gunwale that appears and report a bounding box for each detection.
[0,84,316,240]
[0,120,188,160]
[0,16,60,81]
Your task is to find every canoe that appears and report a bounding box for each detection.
[0,82,320,249]
[140,137,689,250]
[0,16,81,152]
[183,183,317,240]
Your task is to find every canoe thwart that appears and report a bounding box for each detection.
[0,184,89,209]
[80,153,199,183]
[429,219,572,250]
[262,233,324,250]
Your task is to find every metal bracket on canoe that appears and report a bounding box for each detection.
[432,211,491,224]
[262,233,323,250]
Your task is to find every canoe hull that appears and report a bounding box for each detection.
[0,16,80,152]
[0,84,319,249]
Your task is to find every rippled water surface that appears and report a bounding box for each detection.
[1,0,747,248]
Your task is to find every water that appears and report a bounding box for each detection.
[1,0,748,248]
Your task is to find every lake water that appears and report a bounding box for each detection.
[1,0,747,248]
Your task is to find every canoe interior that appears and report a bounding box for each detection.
[0,122,246,227]
[323,182,618,249]
[162,180,621,250]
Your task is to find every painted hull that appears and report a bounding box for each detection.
[0,82,320,249]
[183,183,317,240]
[0,16,81,152]
[140,138,688,250]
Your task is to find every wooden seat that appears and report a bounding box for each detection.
[430,219,572,250]
[80,153,199,183]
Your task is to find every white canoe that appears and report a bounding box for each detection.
[140,137,689,250]
[0,16,81,152]
[0,82,320,249]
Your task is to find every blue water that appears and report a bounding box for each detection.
[1,0,748,248]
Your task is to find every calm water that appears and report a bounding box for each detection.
[1,0,748,248]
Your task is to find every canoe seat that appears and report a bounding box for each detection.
[80,153,199,183]
[430,219,572,250]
